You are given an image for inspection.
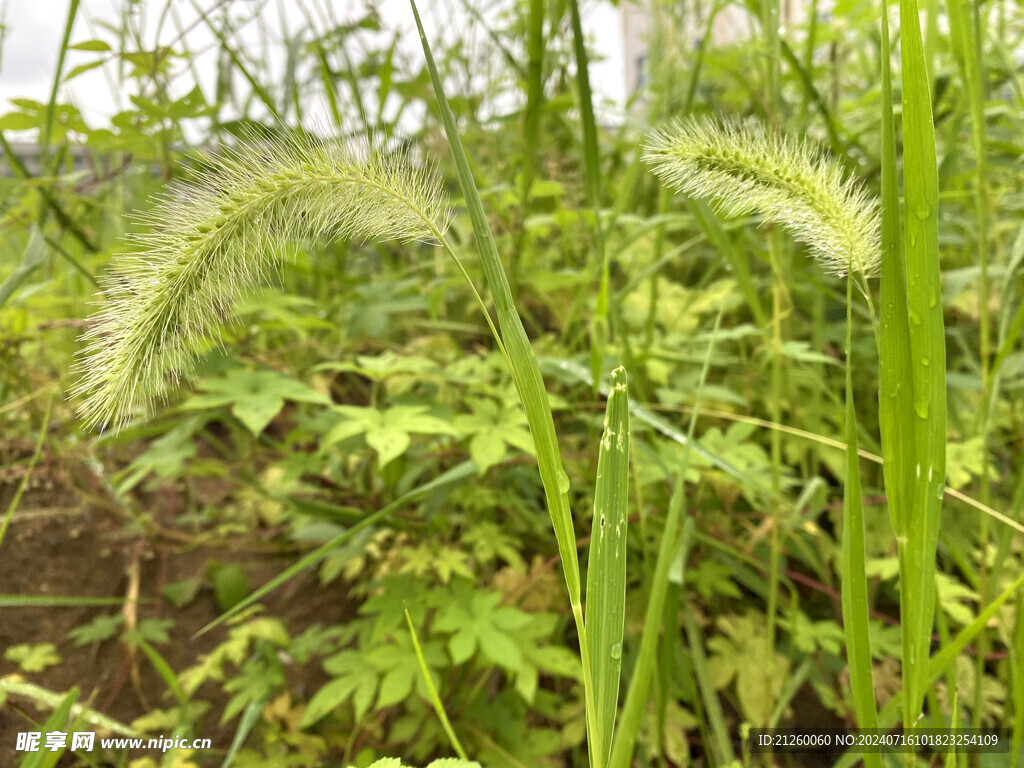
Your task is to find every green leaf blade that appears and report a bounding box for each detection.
[586,367,630,767]
[896,0,946,726]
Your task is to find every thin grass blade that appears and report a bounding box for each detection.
[896,0,945,725]
[586,366,629,766]
[608,309,721,768]
[841,274,881,768]
[408,6,602,759]
[406,609,469,760]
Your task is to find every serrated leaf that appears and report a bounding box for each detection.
[448,630,475,664]
[376,664,414,709]
[307,650,379,724]
[384,405,456,435]
[162,578,201,607]
[67,614,123,646]
[232,394,285,435]
[302,676,360,728]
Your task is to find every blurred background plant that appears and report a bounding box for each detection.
[1,0,1023,766]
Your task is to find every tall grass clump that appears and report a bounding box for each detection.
[73,132,451,430]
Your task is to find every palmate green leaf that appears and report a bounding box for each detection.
[67,613,123,646]
[454,397,535,475]
[4,643,61,673]
[586,367,630,767]
[197,462,477,637]
[303,651,379,726]
[433,583,532,673]
[706,612,790,727]
[325,404,456,467]
[367,427,411,468]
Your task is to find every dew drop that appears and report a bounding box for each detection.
[610,642,622,660]
[915,402,929,419]
[914,203,931,220]
[557,471,571,495]
[909,310,922,326]
[920,357,930,367]
[929,294,939,309]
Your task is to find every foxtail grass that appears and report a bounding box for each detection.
[644,117,881,279]
[644,114,883,761]
[73,132,451,430]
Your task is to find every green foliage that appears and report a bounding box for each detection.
[4,643,61,673]
[185,368,331,435]
[2,0,1023,765]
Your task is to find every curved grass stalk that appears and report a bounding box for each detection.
[643,117,881,279]
[73,131,463,430]
[645,115,884,753]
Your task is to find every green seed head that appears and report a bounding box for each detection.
[643,117,881,278]
[73,131,452,431]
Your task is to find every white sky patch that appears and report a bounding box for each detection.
[0,0,626,132]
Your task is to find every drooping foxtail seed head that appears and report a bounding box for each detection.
[73,130,452,430]
[643,117,880,278]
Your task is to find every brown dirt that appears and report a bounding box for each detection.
[0,452,359,767]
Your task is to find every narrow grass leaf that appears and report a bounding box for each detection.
[20,688,77,768]
[586,366,629,766]
[407,0,583,632]
[841,274,881,768]
[566,0,610,387]
[0,595,126,608]
[897,0,945,724]
[608,309,721,768]
[408,1,598,756]
[406,609,469,760]
[135,636,188,708]
[0,678,137,737]
[220,700,263,768]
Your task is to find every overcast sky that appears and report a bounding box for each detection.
[0,0,626,131]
